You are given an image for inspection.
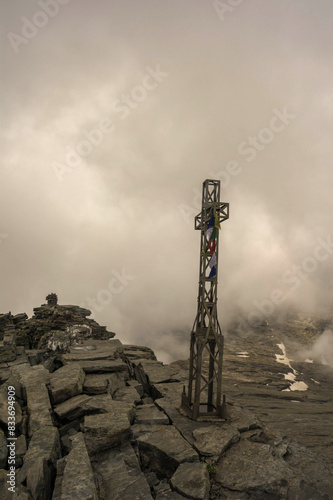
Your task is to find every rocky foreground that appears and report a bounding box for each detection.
[0,299,333,499]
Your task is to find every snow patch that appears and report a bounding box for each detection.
[276,343,308,392]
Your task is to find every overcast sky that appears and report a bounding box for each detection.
[1,0,333,361]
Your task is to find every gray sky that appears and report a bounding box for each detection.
[1,0,333,361]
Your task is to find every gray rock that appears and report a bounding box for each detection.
[49,363,85,404]
[16,434,27,467]
[154,480,185,499]
[83,374,108,394]
[54,393,117,421]
[17,426,61,500]
[226,404,261,432]
[0,332,16,362]
[27,385,53,436]
[69,359,128,374]
[156,491,185,499]
[284,440,333,498]
[133,360,185,385]
[144,470,159,487]
[62,339,123,362]
[0,469,32,499]
[0,428,7,468]
[123,344,157,360]
[215,437,293,493]
[93,443,153,499]
[135,404,169,425]
[0,380,22,431]
[126,379,144,396]
[106,372,127,396]
[151,382,185,405]
[137,425,199,477]
[83,402,134,455]
[52,457,66,500]
[60,433,97,500]
[113,386,141,404]
[170,462,210,500]
[25,349,43,366]
[10,364,50,395]
[155,398,209,446]
[131,423,163,440]
[192,424,240,461]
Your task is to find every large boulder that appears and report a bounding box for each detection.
[83,401,134,455]
[170,462,210,500]
[49,363,85,404]
[192,424,240,461]
[66,359,128,374]
[0,380,23,431]
[17,426,61,500]
[215,437,293,494]
[27,384,53,436]
[135,404,169,425]
[54,393,119,421]
[61,339,123,363]
[60,433,97,500]
[93,443,153,499]
[0,332,16,363]
[137,425,199,477]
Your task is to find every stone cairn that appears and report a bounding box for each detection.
[0,295,332,499]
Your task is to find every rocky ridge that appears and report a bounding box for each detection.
[0,297,332,499]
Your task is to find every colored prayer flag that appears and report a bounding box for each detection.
[208,240,216,254]
[209,252,217,268]
[208,266,216,278]
[207,214,215,229]
[214,214,221,230]
[209,227,218,241]
[205,227,213,240]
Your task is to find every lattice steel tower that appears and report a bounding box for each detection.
[181,179,229,420]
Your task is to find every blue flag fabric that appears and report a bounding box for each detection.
[207,214,215,229]
[208,266,216,278]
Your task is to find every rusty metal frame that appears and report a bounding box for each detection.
[181,179,229,420]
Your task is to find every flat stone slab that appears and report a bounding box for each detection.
[192,424,240,461]
[155,399,209,446]
[113,386,141,404]
[123,344,156,360]
[69,359,128,374]
[49,363,85,404]
[27,383,53,436]
[215,438,292,491]
[151,382,185,405]
[0,380,23,430]
[170,462,210,500]
[83,374,109,394]
[60,432,97,500]
[93,443,153,499]
[227,404,261,432]
[137,425,199,477]
[107,372,127,396]
[10,364,50,394]
[134,360,185,385]
[54,393,117,421]
[0,469,31,500]
[83,402,133,455]
[17,426,61,500]
[135,404,169,425]
[62,339,123,362]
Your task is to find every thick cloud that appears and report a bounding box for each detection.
[1,0,333,361]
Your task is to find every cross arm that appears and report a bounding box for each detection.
[194,202,229,230]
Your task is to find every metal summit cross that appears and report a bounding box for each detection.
[181,179,229,420]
